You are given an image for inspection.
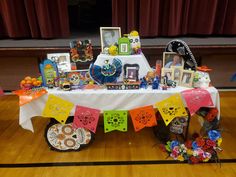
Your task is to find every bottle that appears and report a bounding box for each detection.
[155,60,162,78]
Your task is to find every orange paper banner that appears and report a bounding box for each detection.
[129,105,157,132]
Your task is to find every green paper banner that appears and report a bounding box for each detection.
[103,110,128,133]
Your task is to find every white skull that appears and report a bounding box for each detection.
[194,71,211,88]
[46,123,92,151]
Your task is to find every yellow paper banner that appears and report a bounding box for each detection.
[155,94,188,126]
[42,94,74,124]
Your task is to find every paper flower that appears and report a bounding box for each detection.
[208,130,221,141]
[162,130,223,164]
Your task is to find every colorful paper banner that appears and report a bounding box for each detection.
[181,88,214,116]
[42,94,74,124]
[155,94,188,126]
[129,105,157,132]
[73,105,100,133]
[103,110,128,133]
[12,88,47,106]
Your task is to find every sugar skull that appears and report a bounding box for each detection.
[170,117,188,134]
[67,72,80,85]
[193,71,211,89]
[128,30,141,54]
[46,123,92,151]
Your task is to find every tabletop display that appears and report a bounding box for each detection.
[13,28,222,164]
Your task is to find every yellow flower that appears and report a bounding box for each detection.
[203,158,210,162]
[187,149,193,155]
[177,155,185,161]
[217,138,222,146]
[108,45,118,56]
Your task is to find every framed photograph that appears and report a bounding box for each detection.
[100,27,121,52]
[118,37,131,55]
[163,52,184,68]
[180,70,194,87]
[161,68,173,82]
[47,53,71,73]
[123,64,139,82]
[171,66,183,85]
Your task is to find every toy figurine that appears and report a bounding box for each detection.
[145,70,156,84]
[152,76,159,89]
[62,81,71,91]
[140,77,148,89]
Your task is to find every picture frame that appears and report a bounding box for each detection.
[69,39,93,65]
[47,53,71,73]
[39,59,59,87]
[100,27,121,52]
[171,66,183,85]
[163,52,184,68]
[180,70,194,87]
[161,68,173,82]
[118,37,131,55]
[123,64,139,82]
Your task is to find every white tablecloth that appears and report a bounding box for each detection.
[19,87,220,132]
[95,53,153,82]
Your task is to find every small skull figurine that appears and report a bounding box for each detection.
[194,71,211,89]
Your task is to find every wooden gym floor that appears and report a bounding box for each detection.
[0,92,236,177]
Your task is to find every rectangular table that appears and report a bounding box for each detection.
[19,86,220,132]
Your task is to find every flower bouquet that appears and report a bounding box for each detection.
[162,130,222,164]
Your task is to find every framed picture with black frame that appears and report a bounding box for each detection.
[123,64,139,82]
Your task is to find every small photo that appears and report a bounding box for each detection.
[161,68,173,81]
[171,66,183,85]
[47,53,71,73]
[180,70,194,87]
[163,52,184,68]
[124,64,139,82]
[100,27,121,52]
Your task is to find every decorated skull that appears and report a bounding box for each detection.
[46,123,92,151]
[193,71,211,89]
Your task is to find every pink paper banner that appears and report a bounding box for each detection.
[73,105,100,133]
[181,88,214,115]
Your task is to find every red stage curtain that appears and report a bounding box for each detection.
[112,0,236,37]
[0,0,70,38]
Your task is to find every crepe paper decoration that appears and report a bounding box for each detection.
[73,105,100,133]
[129,105,157,132]
[42,94,74,124]
[45,122,92,152]
[155,94,188,126]
[181,88,214,116]
[103,110,128,133]
[89,58,122,84]
[12,88,47,106]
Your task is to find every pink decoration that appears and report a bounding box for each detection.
[73,105,100,133]
[0,87,4,96]
[181,88,214,116]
